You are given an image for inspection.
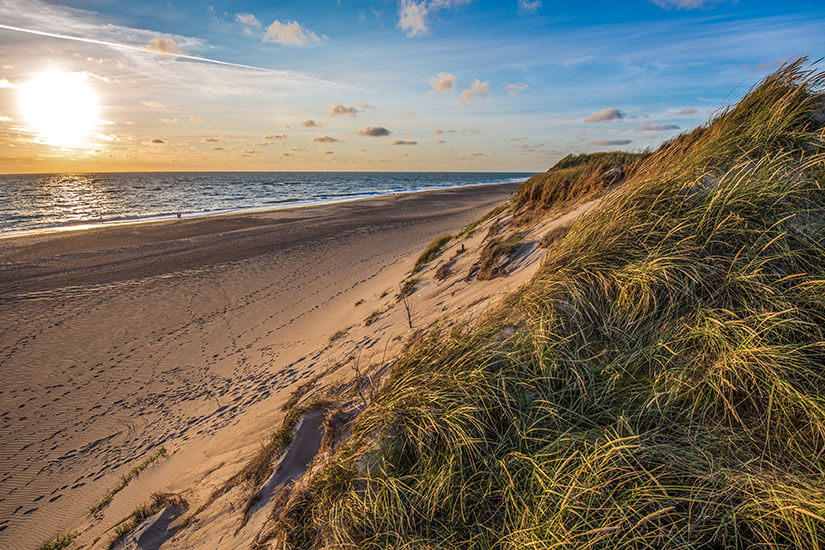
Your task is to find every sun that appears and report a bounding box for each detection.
[20,70,100,148]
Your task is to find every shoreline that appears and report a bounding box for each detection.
[0,181,518,548]
[0,177,530,240]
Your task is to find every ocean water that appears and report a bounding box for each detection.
[0,172,531,235]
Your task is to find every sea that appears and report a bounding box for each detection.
[0,172,531,236]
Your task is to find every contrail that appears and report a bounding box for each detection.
[0,23,354,88]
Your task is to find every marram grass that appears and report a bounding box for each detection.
[272,60,825,549]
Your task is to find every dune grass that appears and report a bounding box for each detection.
[37,533,75,550]
[89,447,167,515]
[266,60,825,549]
[514,151,646,213]
[413,235,453,272]
[107,493,186,550]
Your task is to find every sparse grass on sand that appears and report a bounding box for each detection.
[413,235,452,272]
[37,533,75,550]
[107,493,186,550]
[89,447,167,515]
[268,60,825,549]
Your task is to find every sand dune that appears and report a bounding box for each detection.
[0,183,518,549]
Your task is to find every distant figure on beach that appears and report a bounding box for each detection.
[176,212,182,219]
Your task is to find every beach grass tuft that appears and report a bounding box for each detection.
[37,533,75,550]
[89,447,167,515]
[107,493,186,550]
[266,59,825,549]
[413,235,452,272]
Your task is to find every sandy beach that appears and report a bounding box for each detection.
[0,183,519,549]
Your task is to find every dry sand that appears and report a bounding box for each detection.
[0,183,519,549]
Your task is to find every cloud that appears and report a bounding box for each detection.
[188,117,205,123]
[146,37,183,55]
[0,115,13,121]
[397,0,471,37]
[243,149,261,154]
[311,136,341,143]
[263,19,323,46]
[430,72,456,93]
[435,139,446,143]
[591,139,632,146]
[141,100,165,109]
[391,140,418,145]
[212,146,224,150]
[202,136,223,142]
[289,146,306,151]
[328,103,359,117]
[355,126,391,137]
[461,79,490,106]
[235,13,261,28]
[652,0,717,9]
[301,120,320,127]
[677,107,698,115]
[160,118,181,124]
[264,134,289,140]
[636,122,680,131]
[433,128,455,135]
[505,82,529,96]
[0,78,17,88]
[584,107,624,123]
[518,0,542,14]
[398,0,429,36]
[151,138,165,144]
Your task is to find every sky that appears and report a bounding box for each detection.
[0,0,823,173]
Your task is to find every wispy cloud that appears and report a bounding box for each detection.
[301,120,321,127]
[397,0,472,37]
[505,82,529,96]
[636,122,679,131]
[311,136,341,142]
[146,38,183,55]
[591,138,632,145]
[235,13,262,28]
[518,0,542,14]
[141,100,165,108]
[652,0,719,9]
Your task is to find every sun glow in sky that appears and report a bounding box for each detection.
[0,0,823,173]
[19,70,100,148]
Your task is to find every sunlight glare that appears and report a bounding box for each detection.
[19,70,100,148]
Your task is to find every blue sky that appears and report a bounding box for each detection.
[0,0,823,172]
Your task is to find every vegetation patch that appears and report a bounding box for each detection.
[413,235,452,272]
[458,203,509,238]
[354,299,365,307]
[476,232,524,280]
[37,533,75,550]
[89,447,167,515]
[328,329,347,344]
[364,310,382,326]
[396,278,419,300]
[107,493,186,550]
[539,224,570,248]
[266,61,825,549]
